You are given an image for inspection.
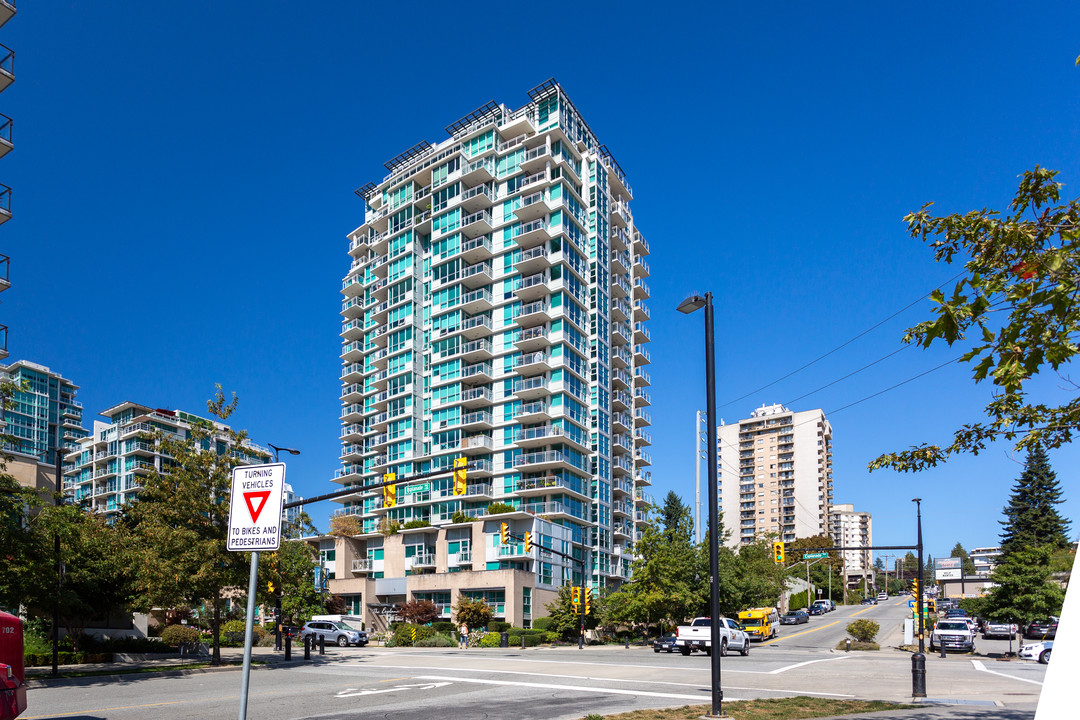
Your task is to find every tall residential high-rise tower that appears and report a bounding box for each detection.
[717,403,833,547]
[325,80,652,629]
[0,360,87,463]
[0,0,16,359]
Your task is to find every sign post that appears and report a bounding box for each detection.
[227,463,286,720]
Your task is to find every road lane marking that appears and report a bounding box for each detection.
[21,700,183,719]
[340,664,852,697]
[759,620,839,646]
[414,674,740,701]
[971,660,1043,686]
[767,656,851,674]
[336,681,451,698]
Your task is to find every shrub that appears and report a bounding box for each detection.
[532,617,553,631]
[160,625,201,647]
[478,631,502,648]
[486,502,516,515]
[391,623,436,647]
[433,622,456,633]
[451,511,472,524]
[221,620,246,634]
[523,634,542,647]
[508,634,521,646]
[847,619,880,643]
[490,621,511,633]
[542,631,561,644]
[415,634,454,647]
[402,519,431,529]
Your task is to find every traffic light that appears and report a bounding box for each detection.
[524,531,532,553]
[383,472,397,508]
[571,586,581,607]
[773,541,785,564]
[583,588,592,615]
[500,522,509,545]
[912,578,920,598]
[453,457,468,495]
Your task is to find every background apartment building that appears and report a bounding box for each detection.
[327,80,652,629]
[1,360,87,493]
[829,502,873,586]
[64,402,270,520]
[717,403,833,547]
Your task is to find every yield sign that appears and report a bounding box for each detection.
[227,463,286,552]
[244,491,271,523]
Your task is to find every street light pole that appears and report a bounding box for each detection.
[678,292,723,718]
[911,498,926,698]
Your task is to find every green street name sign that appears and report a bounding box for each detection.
[404,483,429,495]
[803,552,829,559]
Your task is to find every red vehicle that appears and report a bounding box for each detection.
[0,611,27,720]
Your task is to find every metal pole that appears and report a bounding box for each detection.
[911,498,926,698]
[703,293,724,718]
[806,560,810,607]
[237,551,260,720]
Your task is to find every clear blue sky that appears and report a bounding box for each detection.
[5,2,1078,561]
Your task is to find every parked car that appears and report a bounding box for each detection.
[812,599,835,613]
[929,619,976,653]
[300,620,368,647]
[982,621,1017,639]
[806,604,825,616]
[944,608,968,618]
[652,633,678,653]
[1025,618,1058,640]
[876,592,888,601]
[860,597,877,605]
[1018,640,1053,664]
[780,610,809,625]
[280,625,302,640]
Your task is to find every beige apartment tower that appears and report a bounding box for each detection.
[717,403,833,547]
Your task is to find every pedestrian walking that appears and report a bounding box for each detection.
[459,623,469,649]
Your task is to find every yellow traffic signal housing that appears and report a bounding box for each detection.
[453,457,468,495]
[524,531,532,553]
[583,588,592,615]
[912,578,920,598]
[571,586,581,606]
[383,472,397,508]
[500,522,509,545]
[773,541,785,564]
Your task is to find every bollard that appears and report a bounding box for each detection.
[304,635,311,661]
[521,634,526,649]
[845,638,851,652]
[319,634,325,655]
[940,640,947,659]
[275,626,281,652]
[284,634,292,661]
[625,634,629,649]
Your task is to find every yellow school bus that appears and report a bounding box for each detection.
[738,607,780,641]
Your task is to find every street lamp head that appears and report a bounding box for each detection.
[912,497,921,504]
[268,443,301,461]
[677,295,707,314]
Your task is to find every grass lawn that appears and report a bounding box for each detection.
[582,697,917,720]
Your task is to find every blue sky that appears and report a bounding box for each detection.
[5,2,1078,561]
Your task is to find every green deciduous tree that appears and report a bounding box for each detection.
[261,537,322,625]
[999,445,1071,559]
[453,596,492,631]
[542,584,601,640]
[870,168,1080,472]
[126,387,264,665]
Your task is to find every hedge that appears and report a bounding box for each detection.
[478,631,502,648]
[25,652,112,666]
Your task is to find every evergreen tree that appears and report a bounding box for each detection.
[659,491,690,539]
[978,545,1065,625]
[949,542,977,576]
[999,445,1071,559]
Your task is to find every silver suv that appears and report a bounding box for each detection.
[300,620,367,647]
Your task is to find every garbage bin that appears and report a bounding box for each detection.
[500,632,509,648]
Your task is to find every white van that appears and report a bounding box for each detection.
[812,599,835,613]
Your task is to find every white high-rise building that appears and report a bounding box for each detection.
[324,80,652,630]
[830,502,872,584]
[717,404,833,547]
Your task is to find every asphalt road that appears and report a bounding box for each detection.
[23,601,1047,720]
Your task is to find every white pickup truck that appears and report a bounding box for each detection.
[675,617,751,656]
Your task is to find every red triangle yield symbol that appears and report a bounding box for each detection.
[244,491,272,523]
